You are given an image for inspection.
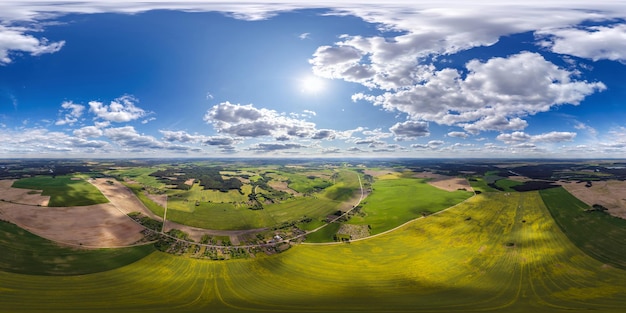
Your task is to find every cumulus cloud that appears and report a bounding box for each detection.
[204,101,325,140]
[73,125,103,138]
[538,24,626,62]
[248,142,306,152]
[411,140,444,149]
[322,147,341,154]
[447,131,469,139]
[311,129,337,140]
[104,126,163,149]
[389,120,429,139]
[496,131,576,144]
[0,25,65,64]
[55,101,85,126]
[89,95,147,123]
[352,52,604,134]
[160,130,238,149]
[0,127,108,155]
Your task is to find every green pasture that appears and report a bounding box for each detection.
[0,220,154,275]
[106,167,164,188]
[126,183,165,217]
[540,187,626,269]
[2,191,626,312]
[348,176,473,234]
[153,196,341,230]
[495,178,524,191]
[264,197,340,224]
[166,183,251,212]
[321,169,361,201]
[166,202,270,230]
[11,175,109,207]
[303,222,341,243]
[469,176,501,193]
[282,170,333,194]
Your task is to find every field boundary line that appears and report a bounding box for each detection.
[302,188,476,246]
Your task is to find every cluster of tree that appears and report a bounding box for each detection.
[587,204,609,213]
[150,166,243,192]
[246,176,291,210]
[510,181,560,192]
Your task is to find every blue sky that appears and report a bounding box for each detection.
[1,1,626,158]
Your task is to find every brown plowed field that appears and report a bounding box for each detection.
[559,180,626,219]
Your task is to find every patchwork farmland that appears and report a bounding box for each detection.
[0,159,625,312]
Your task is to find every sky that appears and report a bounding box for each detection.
[1,1,626,159]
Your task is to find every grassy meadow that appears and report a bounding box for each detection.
[162,197,342,230]
[167,183,252,212]
[1,191,626,312]
[11,175,109,207]
[348,173,473,234]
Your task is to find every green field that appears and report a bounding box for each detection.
[281,170,333,194]
[1,191,626,312]
[163,197,342,230]
[321,169,361,201]
[106,167,164,188]
[167,183,251,212]
[495,178,524,191]
[0,220,155,275]
[348,175,473,234]
[540,187,626,269]
[469,176,501,192]
[11,175,109,207]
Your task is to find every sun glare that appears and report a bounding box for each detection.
[300,75,326,94]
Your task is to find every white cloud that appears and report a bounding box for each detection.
[389,120,429,140]
[574,121,598,137]
[204,101,326,140]
[299,32,310,39]
[353,52,604,134]
[411,140,444,150]
[496,131,576,144]
[89,95,146,123]
[0,127,108,155]
[538,24,626,62]
[104,126,164,150]
[495,131,531,144]
[532,131,577,143]
[447,131,468,139]
[0,25,64,64]
[160,130,236,147]
[248,142,307,152]
[73,126,103,138]
[55,101,85,126]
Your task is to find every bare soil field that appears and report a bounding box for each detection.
[90,178,161,220]
[558,180,626,219]
[0,180,50,206]
[269,180,302,196]
[0,201,144,248]
[413,172,474,192]
[508,175,532,182]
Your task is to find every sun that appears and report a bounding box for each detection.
[299,75,326,94]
